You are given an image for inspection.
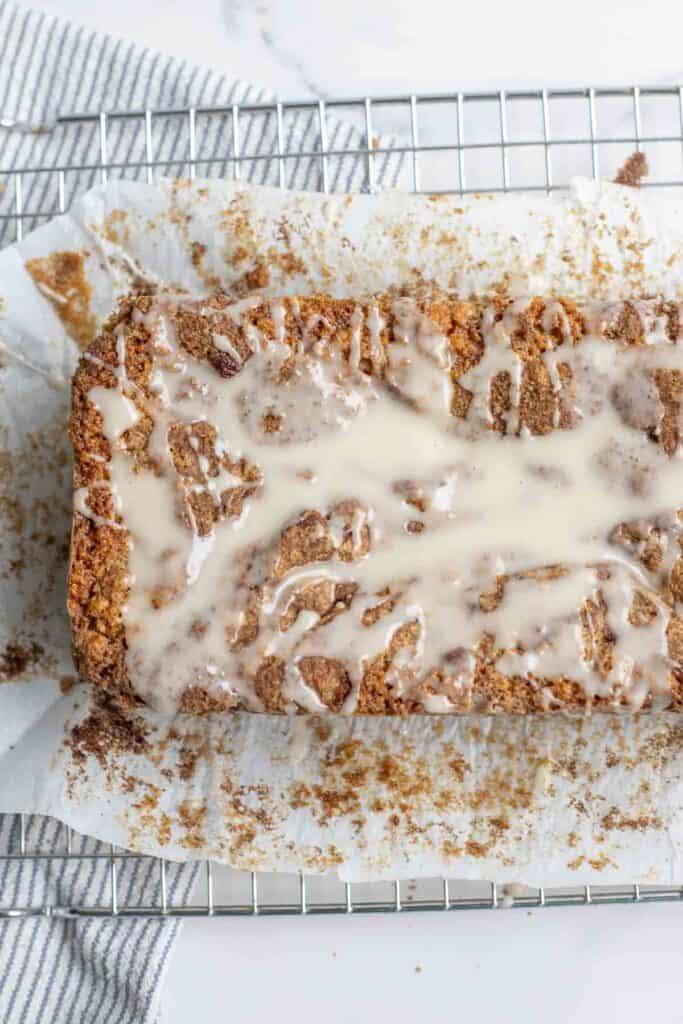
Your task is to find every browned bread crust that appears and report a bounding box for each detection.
[68,290,683,714]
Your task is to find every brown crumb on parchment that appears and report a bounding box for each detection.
[178,799,207,849]
[614,152,649,188]
[190,241,207,271]
[588,852,617,871]
[600,806,663,832]
[230,260,270,297]
[0,641,44,681]
[101,209,130,246]
[67,692,151,771]
[26,251,97,348]
[59,674,77,694]
[74,707,683,874]
[176,731,211,780]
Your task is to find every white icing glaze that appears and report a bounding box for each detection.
[78,294,683,714]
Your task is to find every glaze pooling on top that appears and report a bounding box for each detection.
[69,290,683,714]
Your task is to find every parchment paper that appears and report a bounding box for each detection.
[2,177,683,883]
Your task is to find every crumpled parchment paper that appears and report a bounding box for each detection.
[2,177,683,883]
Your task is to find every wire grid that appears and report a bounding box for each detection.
[4,86,683,919]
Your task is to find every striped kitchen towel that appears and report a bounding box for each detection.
[0,3,403,1022]
[0,816,199,1024]
[0,1,404,246]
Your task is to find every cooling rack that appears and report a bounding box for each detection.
[3,86,683,919]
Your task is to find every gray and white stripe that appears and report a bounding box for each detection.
[0,0,404,246]
[0,816,199,1024]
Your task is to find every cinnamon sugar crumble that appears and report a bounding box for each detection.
[67,692,151,771]
[177,800,207,849]
[101,209,130,246]
[26,251,97,348]
[614,152,649,189]
[59,674,77,694]
[0,640,44,681]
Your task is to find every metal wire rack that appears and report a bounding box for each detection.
[3,86,683,919]
[4,815,683,919]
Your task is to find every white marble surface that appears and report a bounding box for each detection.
[159,899,683,1024]
[27,1,683,1021]
[28,0,683,99]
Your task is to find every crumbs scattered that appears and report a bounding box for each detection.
[230,260,270,297]
[313,720,333,742]
[614,152,649,189]
[25,250,97,348]
[601,807,663,832]
[191,241,207,271]
[59,674,77,694]
[62,706,683,879]
[178,799,207,849]
[67,692,150,776]
[178,745,199,780]
[177,730,211,780]
[0,493,25,535]
[124,775,172,849]
[167,185,221,290]
[588,853,617,871]
[101,209,130,246]
[0,640,44,681]
[220,775,278,860]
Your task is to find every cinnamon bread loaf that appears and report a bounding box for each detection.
[68,289,683,714]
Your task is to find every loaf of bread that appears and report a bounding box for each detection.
[68,289,683,714]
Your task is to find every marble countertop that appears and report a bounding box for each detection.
[32,0,683,102]
[27,2,683,1022]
